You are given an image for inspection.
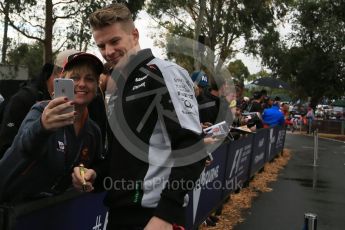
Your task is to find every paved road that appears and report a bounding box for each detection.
[234,133,345,230]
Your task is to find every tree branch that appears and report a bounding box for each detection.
[52,0,76,7]
[53,39,68,54]
[8,20,44,43]
[18,15,45,31]
[53,11,78,21]
[165,9,193,29]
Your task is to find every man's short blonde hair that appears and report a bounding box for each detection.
[89,3,134,32]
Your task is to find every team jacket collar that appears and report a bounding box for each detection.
[120,49,155,78]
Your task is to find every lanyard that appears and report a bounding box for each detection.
[63,128,85,172]
[50,127,85,192]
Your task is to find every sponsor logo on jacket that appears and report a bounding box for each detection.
[132,82,146,91]
[57,141,65,153]
[135,75,148,82]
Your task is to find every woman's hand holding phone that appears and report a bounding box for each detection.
[41,97,76,131]
[42,79,76,131]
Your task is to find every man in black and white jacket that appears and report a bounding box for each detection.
[72,3,206,230]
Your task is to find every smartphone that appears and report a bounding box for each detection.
[54,78,74,113]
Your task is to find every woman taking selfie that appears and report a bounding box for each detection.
[0,50,104,203]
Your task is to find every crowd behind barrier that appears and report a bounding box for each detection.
[0,126,286,230]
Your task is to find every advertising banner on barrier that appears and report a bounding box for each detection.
[13,192,108,230]
[266,126,286,162]
[250,128,269,178]
[265,127,277,162]
[222,135,253,199]
[185,143,228,229]
[274,126,286,155]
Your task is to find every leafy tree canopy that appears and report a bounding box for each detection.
[7,42,43,79]
[1,0,145,64]
[147,0,291,74]
[257,0,345,106]
[227,59,250,85]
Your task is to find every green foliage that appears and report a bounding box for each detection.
[7,42,43,79]
[0,0,38,63]
[65,0,145,51]
[249,69,271,82]
[147,0,290,73]
[2,0,145,64]
[258,0,345,105]
[0,0,37,13]
[65,1,109,51]
[122,0,146,20]
[227,60,250,84]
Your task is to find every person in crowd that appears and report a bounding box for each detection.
[245,91,264,129]
[191,71,208,99]
[228,104,248,141]
[262,103,285,127]
[98,62,113,93]
[226,90,237,118]
[232,104,244,128]
[191,70,212,128]
[191,71,218,145]
[260,89,268,98]
[262,96,273,109]
[0,51,104,203]
[72,3,206,229]
[247,91,263,113]
[0,63,55,159]
[235,83,248,112]
[260,89,269,109]
[199,75,232,126]
[306,106,315,134]
[281,103,293,130]
[274,96,282,107]
[0,50,108,159]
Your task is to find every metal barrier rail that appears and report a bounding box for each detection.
[304,213,317,230]
[313,129,319,167]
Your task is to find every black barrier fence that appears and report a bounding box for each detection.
[0,191,107,230]
[250,128,268,178]
[0,126,287,230]
[186,126,286,229]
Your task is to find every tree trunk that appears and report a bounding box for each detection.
[1,1,10,63]
[309,95,320,110]
[193,0,206,71]
[44,0,53,64]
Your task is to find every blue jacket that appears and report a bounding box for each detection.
[262,105,285,127]
[0,101,102,203]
